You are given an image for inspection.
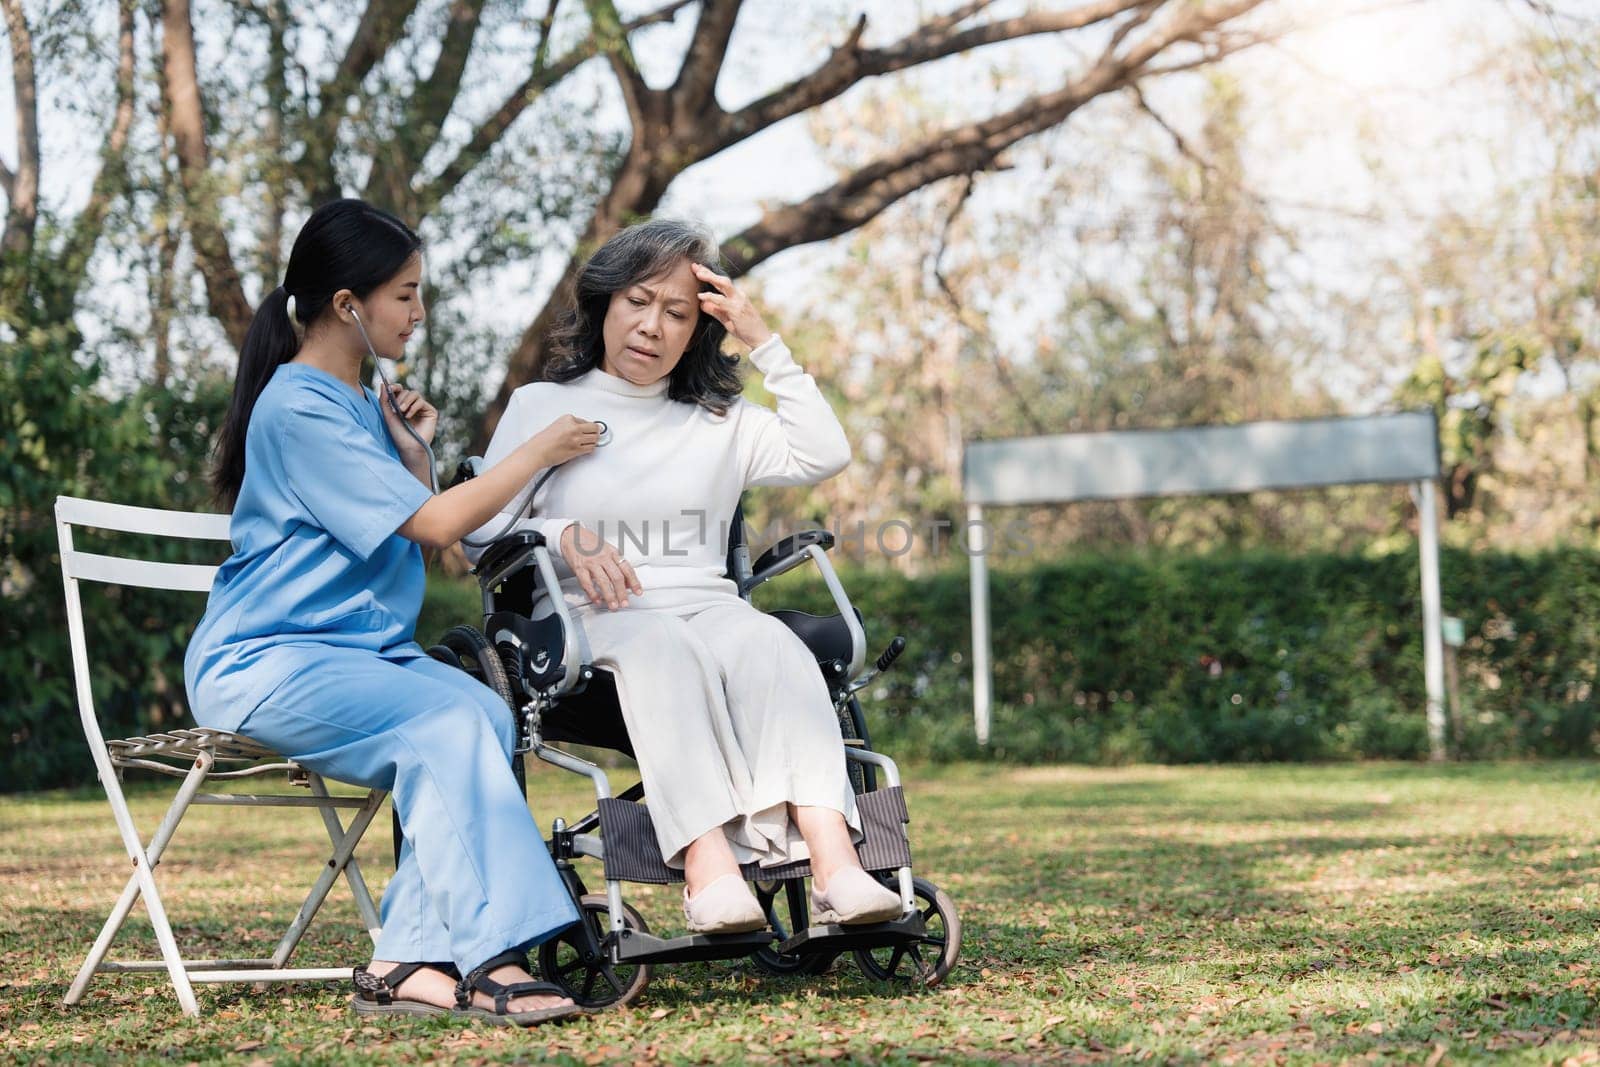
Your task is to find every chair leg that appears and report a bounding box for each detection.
[66,753,212,1017]
[311,778,386,943]
[269,775,386,968]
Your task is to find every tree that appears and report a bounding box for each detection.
[1384,16,1600,538]
[141,0,1278,453]
[751,71,1355,568]
[0,0,235,788]
[1,0,135,327]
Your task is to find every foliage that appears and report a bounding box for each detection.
[0,322,229,790]
[17,526,1595,791]
[751,544,1600,765]
[10,763,1600,1062]
[1377,19,1600,538]
[764,74,1366,568]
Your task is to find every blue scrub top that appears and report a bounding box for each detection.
[184,362,436,732]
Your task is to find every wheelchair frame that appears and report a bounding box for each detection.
[435,502,958,1004]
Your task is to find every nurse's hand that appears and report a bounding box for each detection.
[380,383,438,450]
[529,415,602,467]
[560,523,643,611]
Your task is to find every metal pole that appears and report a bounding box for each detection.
[1416,479,1447,760]
[967,502,993,746]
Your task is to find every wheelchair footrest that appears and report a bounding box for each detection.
[775,912,927,957]
[597,785,912,885]
[609,927,776,965]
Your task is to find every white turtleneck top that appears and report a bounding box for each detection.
[467,336,850,612]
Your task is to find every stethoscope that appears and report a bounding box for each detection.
[349,305,608,548]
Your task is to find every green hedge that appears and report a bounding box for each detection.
[9,542,1598,790]
[1,334,230,792]
[416,546,1600,765]
[747,547,1600,764]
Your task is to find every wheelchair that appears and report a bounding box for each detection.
[424,489,961,1008]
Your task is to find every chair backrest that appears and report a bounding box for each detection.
[53,496,232,763]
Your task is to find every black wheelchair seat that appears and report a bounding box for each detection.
[768,607,861,670]
[523,606,860,761]
[539,669,635,757]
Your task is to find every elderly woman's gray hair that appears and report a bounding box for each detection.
[545,218,742,413]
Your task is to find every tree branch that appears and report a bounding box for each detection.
[931,174,1050,435]
[671,0,742,123]
[708,0,1156,155]
[327,0,423,105]
[364,0,488,209]
[59,0,137,286]
[534,0,563,70]
[162,0,252,347]
[408,0,487,144]
[1,0,40,262]
[587,0,655,134]
[475,0,1270,448]
[1130,82,1211,172]
[414,0,692,217]
[721,0,1270,272]
[304,0,423,202]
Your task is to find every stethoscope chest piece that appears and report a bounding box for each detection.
[596,420,613,447]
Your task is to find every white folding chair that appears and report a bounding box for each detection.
[55,495,388,1017]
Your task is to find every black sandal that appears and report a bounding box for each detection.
[453,949,581,1027]
[350,961,459,1018]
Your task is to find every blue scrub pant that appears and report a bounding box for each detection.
[235,650,579,973]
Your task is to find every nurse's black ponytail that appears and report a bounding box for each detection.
[212,199,421,508]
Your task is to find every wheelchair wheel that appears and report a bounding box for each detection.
[837,695,876,795]
[428,625,514,708]
[414,626,523,865]
[536,894,652,1009]
[430,624,522,786]
[751,877,836,977]
[852,877,960,987]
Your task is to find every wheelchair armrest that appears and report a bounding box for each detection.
[474,532,589,701]
[474,530,548,590]
[743,529,836,593]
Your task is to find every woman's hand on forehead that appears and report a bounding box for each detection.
[691,262,773,351]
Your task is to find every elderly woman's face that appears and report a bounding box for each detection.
[600,257,702,387]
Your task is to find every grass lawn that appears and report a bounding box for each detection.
[4,761,1600,1064]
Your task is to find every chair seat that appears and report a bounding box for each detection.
[105,727,303,781]
[106,727,283,764]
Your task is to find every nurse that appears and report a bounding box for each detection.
[184,199,597,1025]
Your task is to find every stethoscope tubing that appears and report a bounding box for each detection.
[351,311,606,548]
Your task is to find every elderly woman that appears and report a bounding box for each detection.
[472,219,900,934]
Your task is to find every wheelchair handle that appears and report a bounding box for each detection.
[846,636,908,697]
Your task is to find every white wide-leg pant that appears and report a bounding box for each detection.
[575,599,860,869]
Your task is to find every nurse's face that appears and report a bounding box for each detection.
[599,257,702,388]
[345,253,426,361]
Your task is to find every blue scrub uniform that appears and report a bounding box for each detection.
[184,362,578,972]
